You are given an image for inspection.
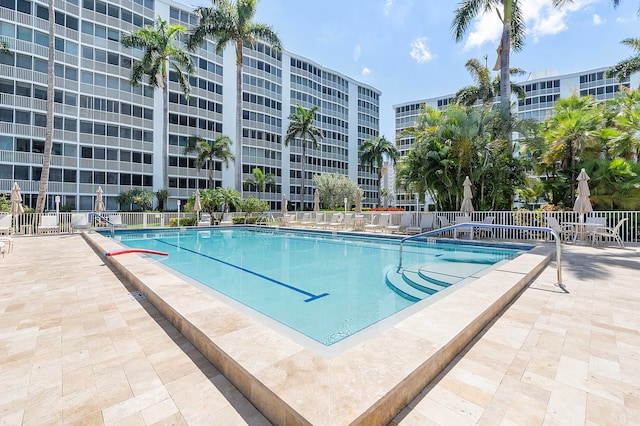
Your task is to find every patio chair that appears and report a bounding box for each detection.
[583,217,606,240]
[364,213,390,232]
[437,216,454,237]
[38,215,59,234]
[326,213,344,229]
[591,218,628,248]
[386,213,413,234]
[545,216,574,241]
[406,214,435,235]
[197,213,212,226]
[70,213,92,233]
[478,216,496,239]
[219,213,234,226]
[0,214,13,235]
[107,214,127,228]
[0,237,13,254]
[299,212,313,227]
[454,216,474,239]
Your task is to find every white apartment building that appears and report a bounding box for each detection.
[393,66,640,209]
[0,0,380,212]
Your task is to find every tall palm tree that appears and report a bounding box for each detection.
[184,135,234,189]
[452,0,571,147]
[607,38,640,81]
[454,57,526,108]
[35,0,54,215]
[285,104,323,209]
[187,0,282,194]
[245,167,275,200]
[121,17,194,191]
[358,136,400,208]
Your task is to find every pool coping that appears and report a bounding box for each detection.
[83,229,554,425]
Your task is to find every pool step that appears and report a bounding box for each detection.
[385,268,433,302]
[386,260,493,302]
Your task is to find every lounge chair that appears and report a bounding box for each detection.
[406,214,435,235]
[0,214,13,235]
[219,213,234,226]
[364,213,390,232]
[38,215,59,234]
[198,213,212,226]
[342,213,354,229]
[478,216,496,239]
[314,213,328,228]
[299,212,313,227]
[70,213,91,233]
[437,216,454,237]
[545,216,574,241]
[107,214,127,228]
[591,218,628,247]
[327,213,344,229]
[386,213,413,234]
[0,237,14,253]
[454,216,474,239]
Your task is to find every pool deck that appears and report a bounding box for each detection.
[1,233,639,425]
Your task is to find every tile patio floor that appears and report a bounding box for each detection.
[1,235,638,425]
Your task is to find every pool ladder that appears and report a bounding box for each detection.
[398,223,564,291]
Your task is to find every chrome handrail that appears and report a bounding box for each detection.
[90,212,115,237]
[398,223,564,289]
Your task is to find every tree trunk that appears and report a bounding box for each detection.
[162,75,169,190]
[35,0,55,214]
[377,170,382,208]
[235,41,243,194]
[500,1,513,150]
[301,138,307,210]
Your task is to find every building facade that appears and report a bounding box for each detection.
[0,0,380,212]
[392,67,640,209]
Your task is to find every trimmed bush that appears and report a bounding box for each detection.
[169,217,196,227]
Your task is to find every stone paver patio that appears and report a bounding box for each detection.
[1,234,638,425]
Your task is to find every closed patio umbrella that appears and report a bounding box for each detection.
[282,194,287,215]
[573,168,593,217]
[460,176,474,214]
[193,189,202,219]
[95,186,105,214]
[10,182,24,216]
[314,189,320,213]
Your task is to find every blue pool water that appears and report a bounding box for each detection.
[111,227,523,345]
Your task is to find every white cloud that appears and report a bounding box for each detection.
[409,37,434,63]
[463,0,599,49]
[593,14,602,25]
[362,67,371,77]
[353,44,361,61]
[384,0,393,16]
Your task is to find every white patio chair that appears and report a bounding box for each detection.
[591,218,628,248]
[107,214,127,228]
[0,214,13,235]
[197,213,212,226]
[38,215,59,234]
[219,213,234,226]
[70,213,91,233]
[406,214,434,235]
[386,213,413,234]
[364,213,390,232]
[545,216,574,241]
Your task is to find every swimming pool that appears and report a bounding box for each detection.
[111,227,524,345]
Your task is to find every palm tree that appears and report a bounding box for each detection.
[187,0,282,194]
[121,17,194,191]
[358,136,400,208]
[285,104,324,209]
[454,57,526,108]
[245,167,275,200]
[184,135,234,189]
[607,38,640,81]
[34,0,54,215]
[215,186,241,213]
[451,0,571,147]
[610,0,640,16]
[542,95,604,202]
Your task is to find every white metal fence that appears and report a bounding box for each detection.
[1,210,638,244]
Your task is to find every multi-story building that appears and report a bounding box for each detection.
[0,0,380,212]
[393,66,640,209]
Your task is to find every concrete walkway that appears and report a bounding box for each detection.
[1,235,639,425]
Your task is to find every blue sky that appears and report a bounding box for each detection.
[190,0,640,139]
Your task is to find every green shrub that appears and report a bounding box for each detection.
[169,217,196,227]
[232,216,257,225]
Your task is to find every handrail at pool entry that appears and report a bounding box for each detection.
[398,223,564,291]
[91,212,116,237]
